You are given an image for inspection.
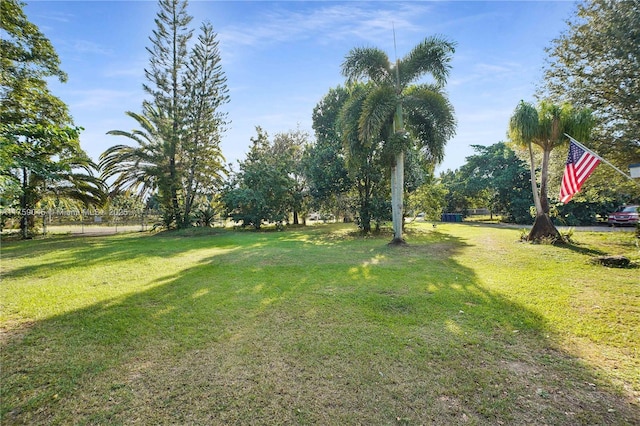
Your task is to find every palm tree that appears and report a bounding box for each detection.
[341,36,456,243]
[508,100,593,241]
[2,123,105,237]
[99,109,176,225]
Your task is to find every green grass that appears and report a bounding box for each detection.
[1,223,639,425]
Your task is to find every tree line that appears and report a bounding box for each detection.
[2,0,638,240]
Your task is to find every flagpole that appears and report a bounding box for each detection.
[564,133,635,181]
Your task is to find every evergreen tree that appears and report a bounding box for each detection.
[272,128,310,225]
[144,0,192,226]
[101,0,229,228]
[181,21,229,227]
[456,143,531,223]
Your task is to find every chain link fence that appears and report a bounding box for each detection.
[1,208,164,236]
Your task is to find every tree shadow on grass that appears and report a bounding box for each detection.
[1,227,638,425]
[555,241,609,257]
[0,229,242,281]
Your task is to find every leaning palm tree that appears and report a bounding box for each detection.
[341,36,456,244]
[508,100,593,241]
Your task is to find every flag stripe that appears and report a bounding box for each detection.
[559,141,600,204]
[575,153,599,181]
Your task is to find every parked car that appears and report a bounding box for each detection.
[607,205,639,226]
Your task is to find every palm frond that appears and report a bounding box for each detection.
[358,85,396,143]
[341,47,392,85]
[508,101,539,147]
[338,86,366,145]
[35,165,106,207]
[50,172,107,206]
[338,84,371,168]
[536,100,563,145]
[399,36,456,87]
[403,85,456,164]
[100,109,171,198]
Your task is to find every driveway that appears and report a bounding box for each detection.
[448,221,637,233]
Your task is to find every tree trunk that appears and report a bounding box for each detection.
[528,213,561,241]
[182,154,199,229]
[539,147,551,214]
[390,96,406,245]
[525,143,561,241]
[169,155,182,227]
[20,167,29,239]
[361,203,371,233]
[527,141,543,215]
[389,151,406,245]
[362,180,371,233]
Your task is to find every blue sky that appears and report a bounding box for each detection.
[26,0,577,173]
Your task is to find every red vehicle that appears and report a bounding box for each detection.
[607,205,639,226]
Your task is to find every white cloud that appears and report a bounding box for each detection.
[34,10,74,24]
[103,61,146,79]
[450,61,525,87]
[72,40,113,56]
[67,89,141,110]
[219,3,431,51]
[474,62,518,74]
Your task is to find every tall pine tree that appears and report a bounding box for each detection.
[143,0,191,226]
[181,22,229,228]
[102,0,229,228]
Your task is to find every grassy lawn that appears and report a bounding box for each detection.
[1,223,638,425]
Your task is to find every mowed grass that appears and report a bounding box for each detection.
[1,223,638,425]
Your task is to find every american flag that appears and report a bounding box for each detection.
[560,140,600,204]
